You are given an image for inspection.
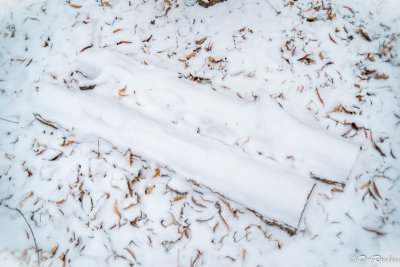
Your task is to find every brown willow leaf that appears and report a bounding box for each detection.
[196,37,207,45]
[359,29,371,41]
[145,185,155,194]
[153,168,160,178]
[114,200,121,219]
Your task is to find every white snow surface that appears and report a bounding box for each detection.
[0,0,399,266]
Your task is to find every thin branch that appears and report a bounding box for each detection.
[0,117,19,124]
[7,206,40,267]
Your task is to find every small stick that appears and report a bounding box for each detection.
[7,207,40,267]
[0,117,19,124]
[33,113,58,129]
[315,87,324,104]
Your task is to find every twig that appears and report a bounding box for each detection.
[33,113,58,129]
[7,207,40,267]
[0,117,19,124]
[191,250,203,267]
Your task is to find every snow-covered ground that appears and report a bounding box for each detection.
[0,0,399,266]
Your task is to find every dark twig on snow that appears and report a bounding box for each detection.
[33,113,58,129]
[6,206,40,267]
[0,117,19,124]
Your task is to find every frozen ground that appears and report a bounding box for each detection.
[0,0,399,266]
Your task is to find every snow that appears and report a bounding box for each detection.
[0,0,400,266]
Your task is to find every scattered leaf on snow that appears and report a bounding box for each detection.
[315,87,324,104]
[69,4,82,8]
[208,56,222,63]
[298,54,315,64]
[61,140,75,146]
[174,196,184,201]
[153,168,160,178]
[116,41,132,45]
[114,200,121,219]
[196,37,207,45]
[332,104,342,112]
[359,29,371,41]
[56,199,66,205]
[80,44,93,52]
[118,86,129,97]
[371,181,382,199]
[23,191,34,201]
[374,73,388,80]
[50,152,63,161]
[59,253,65,261]
[361,181,371,189]
[36,149,46,155]
[51,245,58,256]
[306,17,318,22]
[363,227,386,236]
[328,33,337,44]
[186,52,196,60]
[79,85,96,90]
[145,185,155,194]
[142,35,152,43]
[124,148,133,166]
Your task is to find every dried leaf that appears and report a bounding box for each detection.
[374,73,388,80]
[153,168,160,178]
[315,87,324,104]
[103,1,111,7]
[344,6,354,14]
[306,17,318,22]
[363,227,386,236]
[116,41,132,45]
[361,181,371,189]
[331,187,344,193]
[69,4,82,8]
[56,199,66,205]
[332,104,342,112]
[328,33,337,44]
[61,140,75,146]
[114,200,121,219]
[165,6,171,15]
[142,35,152,42]
[298,54,315,64]
[371,181,382,199]
[359,29,371,41]
[79,85,96,90]
[80,44,93,52]
[195,37,207,45]
[374,143,386,157]
[186,52,196,60]
[208,56,222,63]
[219,197,237,218]
[118,86,129,97]
[174,196,184,201]
[50,152,63,161]
[51,245,58,256]
[145,185,155,194]
[23,191,34,201]
[164,0,172,6]
[191,196,206,208]
[36,149,46,156]
[113,28,122,33]
[124,148,133,166]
